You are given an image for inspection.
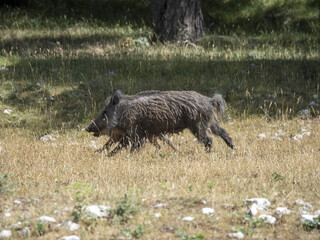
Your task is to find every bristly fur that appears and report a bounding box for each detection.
[87,90,235,156]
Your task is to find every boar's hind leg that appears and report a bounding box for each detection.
[210,124,235,149]
[189,124,212,153]
[107,138,129,157]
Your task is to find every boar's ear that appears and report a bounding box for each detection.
[111,94,120,106]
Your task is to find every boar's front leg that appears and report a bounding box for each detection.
[107,137,130,157]
[95,138,115,153]
[189,123,213,153]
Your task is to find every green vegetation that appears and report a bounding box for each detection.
[0,1,319,133]
[0,1,319,239]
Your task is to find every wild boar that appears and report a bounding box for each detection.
[86,90,234,156]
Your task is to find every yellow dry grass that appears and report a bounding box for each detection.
[0,116,319,239]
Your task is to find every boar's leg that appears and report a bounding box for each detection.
[189,123,212,152]
[128,129,147,153]
[159,134,177,151]
[210,124,235,149]
[148,136,161,149]
[95,138,114,153]
[107,137,130,157]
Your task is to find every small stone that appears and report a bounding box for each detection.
[40,134,57,142]
[227,232,244,239]
[59,235,80,240]
[85,205,111,218]
[300,109,310,115]
[0,230,12,239]
[4,213,11,217]
[257,133,267,140]
[0,67,9,71]
[200,200,207,205]
[9,221,22,229]
[89,141,97,149]
[141,198,147,202]
[245,198,270,211]
[202,207,214,216]
[14,200,22,205]
[182,216,194,221]
[56,221,80,231]
[258,214,276,224]
[308,101,318,106]
[0,146,2,153]
[38,216,57,223]
[301,214,319,224]
[154,203,167,208]
[296,199,313,213]
[154,213,162,218]
[275,207,293,217]
[19,227,31,237]
[247,203,259,216]
[36,82,41,87]
[3,109,13,115]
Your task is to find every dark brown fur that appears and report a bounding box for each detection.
[86,90,234,156]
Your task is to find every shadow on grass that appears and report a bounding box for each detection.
[1,55,319,133]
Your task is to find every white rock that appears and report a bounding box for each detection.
[246,198,271,211]
[202,207,214,216]
[247,203,259,216]
[4,213,11,217]
[154,213,162,218]
[141,198,147,202]
[38,216,57,223]
[300,109,310,115]
[0,146,2,153]
[56,221,80,231]
[40,134,57,142]
[19,227,31,237]
[275,207,293,217]
[0,230,12,239]
[296,199,313,213]
[302,131,311,136]
[59,235,80,240]
[14,200,22,205]
[227,232,244,239]
[3,109,13,115]
[182,216,194,221]
[9,221,22,229]
[258,214,276,224]
[257,133,267,140]
[308,101,318,106]
[85,205,111,218]
[301,214,319,224]
[154,203,167,208]
[36,82,41,87]
[200,200,207,205]
[193,138,198,142]
[20,212,31,219]
[89,140,97,149]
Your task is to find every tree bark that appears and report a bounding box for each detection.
[151,0,204,42]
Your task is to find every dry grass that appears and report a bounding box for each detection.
[1,116,319,239]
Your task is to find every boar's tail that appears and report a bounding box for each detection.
[211,94,228,121]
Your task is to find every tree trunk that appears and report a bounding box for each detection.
[151,0,204,42]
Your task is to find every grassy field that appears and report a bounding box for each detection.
[1,3,320,239]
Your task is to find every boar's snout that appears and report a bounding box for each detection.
[85,122,100,136]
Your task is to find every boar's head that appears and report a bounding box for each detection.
[86,90,122,137]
